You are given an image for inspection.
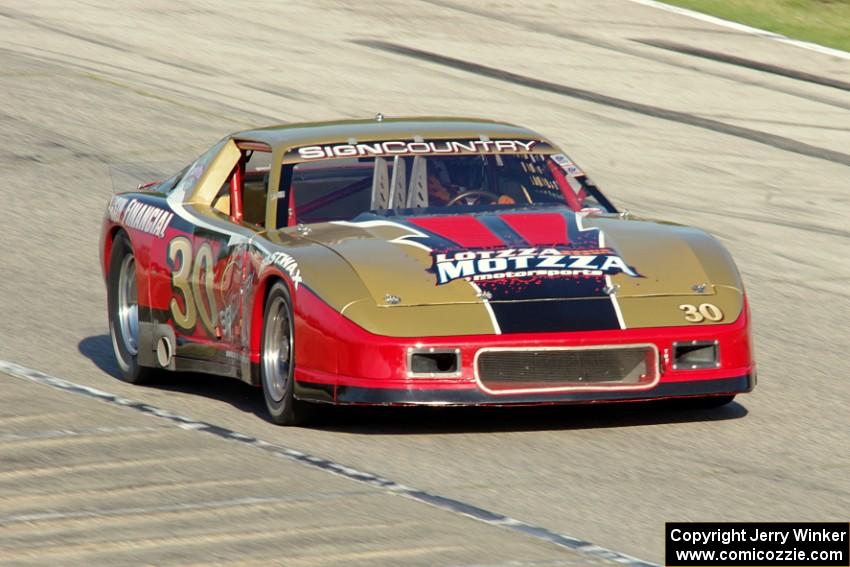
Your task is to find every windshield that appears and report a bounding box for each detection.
[282,153,612,225]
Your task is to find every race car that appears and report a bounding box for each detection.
[100,116,755,425]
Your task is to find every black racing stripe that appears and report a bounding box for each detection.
[479,276,609,301]
[490,298,620,333]
[476,214,530,247]
[473,213,611,302]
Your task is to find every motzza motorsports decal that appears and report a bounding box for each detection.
[432,246,638,285]
[408,211,640,332]
[411,211,642,288]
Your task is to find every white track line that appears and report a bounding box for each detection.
[0,358,659,567]
[625,0,850,61]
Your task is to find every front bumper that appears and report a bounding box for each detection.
[316,374,754,406]
[291,289,756,406]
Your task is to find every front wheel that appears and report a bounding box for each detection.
[260,282,314,425]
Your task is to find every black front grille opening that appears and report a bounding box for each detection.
[410,352,458,374]
[673,342,719,369]
[477,348,654,389]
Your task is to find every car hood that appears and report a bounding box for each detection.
[295,210,741,306]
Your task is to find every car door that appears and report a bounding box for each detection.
[167,141,271,373]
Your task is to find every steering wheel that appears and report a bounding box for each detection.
[446,190,500,206]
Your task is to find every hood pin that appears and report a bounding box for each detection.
[603,283,620,295]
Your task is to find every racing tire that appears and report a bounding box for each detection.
[260,282,315,426]
[108,232,158,384]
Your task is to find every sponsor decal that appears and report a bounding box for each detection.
[431,247,639,285]
[296,139,537,161]
[118,198,173,238]
[262,251,303,289]
[108,195,130,223]
[551,153,583,177]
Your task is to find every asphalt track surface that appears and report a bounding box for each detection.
[1,1,848,565]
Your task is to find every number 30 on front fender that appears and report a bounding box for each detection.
[678,303,724,323]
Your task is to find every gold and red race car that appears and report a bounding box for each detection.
[100,117,755,425]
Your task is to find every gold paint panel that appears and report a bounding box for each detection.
[341,301,496,337]
[187,140,241,205]
[617,285,743,328]
[273,223,485,307]
[588,216,744,298]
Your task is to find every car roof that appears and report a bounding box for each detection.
[232,116,549,151]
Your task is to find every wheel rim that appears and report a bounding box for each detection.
[262,297,292,403]
[117,254,139,355]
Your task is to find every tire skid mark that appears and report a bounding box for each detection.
[418,0,850,112]
[177,547,492,567]
[0,521,422,560]
[635,39,850,93]
[639,197,850,240]
[354,40,850,169]
[0,454,200,482]
[0,492,377,528]
[624,0,850,61]
[0,411,81,426]
[0,46,279,125]
[0,424,168,441]
[0,360,658,567]
[0,426,173,450]
[0,476,287,508]
[0,6,218,76]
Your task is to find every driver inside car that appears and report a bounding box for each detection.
[427,167,516,206]
[427,171,455,205]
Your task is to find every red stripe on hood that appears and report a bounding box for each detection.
[499,213,569,246]
[408,216,504,248]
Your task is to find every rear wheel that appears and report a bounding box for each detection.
[108,232,157,384]
[261,282,314,426]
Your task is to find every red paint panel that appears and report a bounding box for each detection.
[500,213,568,246]
[409,216,504,248]
[294,285,753,389]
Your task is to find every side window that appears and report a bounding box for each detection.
[173,139,226,197]
[287,158,375,225]
[242,150,271,226]
[210,144,272,227]
[155,166,188,194]
[547,154,617,213]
